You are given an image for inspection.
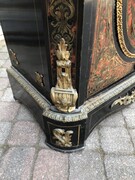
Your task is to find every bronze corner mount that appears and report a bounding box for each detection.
[50,38,78,113]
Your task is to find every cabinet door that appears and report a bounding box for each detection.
[84,0,135,98]
[0,0,51,100]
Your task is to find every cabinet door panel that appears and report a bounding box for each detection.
[87,0,135,98]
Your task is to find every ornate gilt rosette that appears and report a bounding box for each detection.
[116,0,135,58]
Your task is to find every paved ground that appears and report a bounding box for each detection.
[0,25,135,180]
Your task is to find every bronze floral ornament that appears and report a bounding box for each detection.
[111,89,135,107]
[53,128,73,147]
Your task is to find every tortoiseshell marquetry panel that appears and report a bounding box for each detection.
[87,0,135,97]
[127,0,135,48]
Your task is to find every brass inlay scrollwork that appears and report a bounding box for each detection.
[49,0,75,50]
[50,38,78,112]
[35,72,44,87]
[117,0,135,58]
[9,49,19,65]
[53,128,73,147]
[111,89,135,107]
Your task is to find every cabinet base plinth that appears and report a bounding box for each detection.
[7,66,135,152]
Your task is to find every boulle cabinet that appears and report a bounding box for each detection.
[1,0,135,152]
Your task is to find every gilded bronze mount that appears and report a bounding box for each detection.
[50,38,78,113]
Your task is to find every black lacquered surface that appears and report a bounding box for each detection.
[0,0,51,100]
[77,0,97,106]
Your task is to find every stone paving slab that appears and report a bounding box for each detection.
[0,52,9,60]
[39,130,49,149]
[0,46,8,52]
[0,122,12,145]
[0,78,9,91]
[69,150,106,180]
[122,108,135,128]
[0,102,20,121]
[100,111,125,127]
[129,129,135,148]
[105,155,135,180]
[85,128,100,151]
[8,121,40,146]
[2,60,11,68]
[16,105,35,122]
[33,149,69,180]
[1,88,14,102]
[128,102,135,109]
[100,127,134,154]
[0,147,35,180]
[0,148,3,158]
[0,44,6,51]
[0,91,4,100]
[0,36,4,41]
[0,60,6,67]
[0,68,7,78]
